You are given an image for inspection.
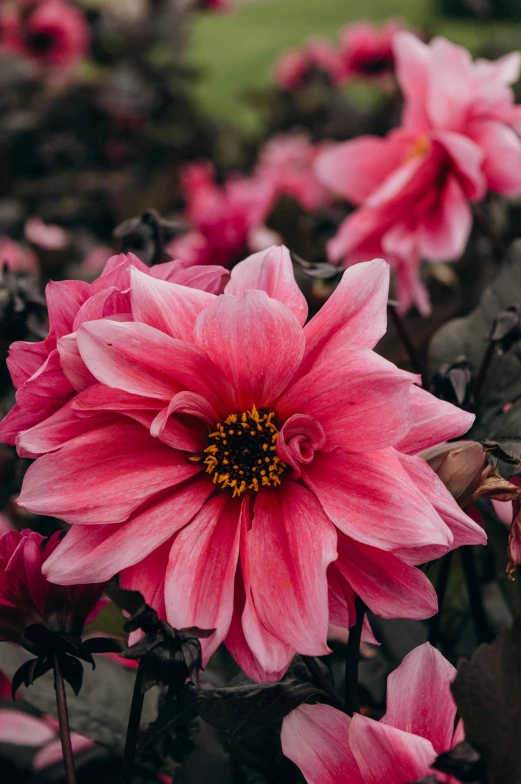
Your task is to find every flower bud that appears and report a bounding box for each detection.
[421,440,487,508]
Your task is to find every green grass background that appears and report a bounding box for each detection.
[190,0,519,127]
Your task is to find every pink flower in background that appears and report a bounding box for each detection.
[316,33,521,315]
[256,133,330,213]
[0,252,229,449]
[0,529,105,645]
[25,217,70,251]
[11,248,484,682]
[197,0,231,11]
[0,0,90,73]
[168,162,274,269]
[338,19,407,85]
[282,643,463,784]
[0,236,38,273]
[273,37,343,92]
[0,708,93,773]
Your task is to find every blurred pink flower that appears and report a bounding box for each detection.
[338,20,407,85]
[273,37,343,92]
[168,162,274,268]
[197,0,231,11]
[0,529,106,645]
[0,252,229,449]
[0,0,90,73]
[10,248,484,682]
[0,236,38,273]
[25,217,70,251]
[282,643,463,783]
[316,33,521,315]
[80,245,114,276]
[256,133,330,213]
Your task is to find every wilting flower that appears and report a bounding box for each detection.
[338,19,406,85]
[256,133,330,213]
[282,643,463,783]
[316,33,521,315]
[0,0,90,74]
[168,162,274,269]
[9,247,485,682]
[273,37,343,92]
[0,252,228,448]
[0,529,105,647]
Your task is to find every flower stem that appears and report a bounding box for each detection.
[461,545,493,644]
[53,653,77,784]
[387,304,427,387]
[428,550,453,649]
[143,209,165,266]
[344,597,365,717]
[120,661,145,784]
[301,656,343,710]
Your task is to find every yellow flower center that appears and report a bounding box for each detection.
[406,135,431,162]
[191,405,286,498]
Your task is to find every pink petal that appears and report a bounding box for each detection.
[395,385,475,455]
[393,32,431,132]
[155,262,229,294]
[57,333,97,392]
[18,420,201,524]
[150,391,217,451]
[277,414,326,478]
[33,734,93,771]
[281,704,363,784]
[72,383,163,414]
[6,340,47,389]
[383,642,457,754]
[470,119,521,197]
[426,37,472,132]
[0,403,39,446]
[194,291,305,411]
[418,176,473,262]
[45,279,90,339]
[335,533,438,619]
[72,287,130,330]
[279,349,417,453]
[247,482,337,655]
[224,246,308,326]
[120,539,171,619]
[396,452,486,559]
[91,252,148,294]
[6,533,48,615]
[78,320,226,410]
[165,494,240,659]
[315,136,408,205]
[15,350,74,419]
[0,710,56,746]
[435,130,485,200]
[328,563,355,628]
[349,713,436,784]
[43,476,214,583]
[301,259,389,373]
[303,448,452,552]
[130,266,215,342]
[17,400,112,456]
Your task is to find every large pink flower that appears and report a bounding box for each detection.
[316,33,521,315]
[282,642,463,784]
[168,162,274,269]
[0,0,90,73]
[11,247,485,682]
[0,252,228,450]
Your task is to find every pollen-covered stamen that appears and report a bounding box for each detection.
[190,405,286,497]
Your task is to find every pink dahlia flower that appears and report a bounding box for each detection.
[282,642,463,784]
[0,0,90,73]
[10,246,485,682]
[316,32,521,315]
[338,19,407,85]
[273,37,343,92]
[0,252,228,449]
[0,529,105,645]
[256,133,330,213]
[168,162,274,269]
